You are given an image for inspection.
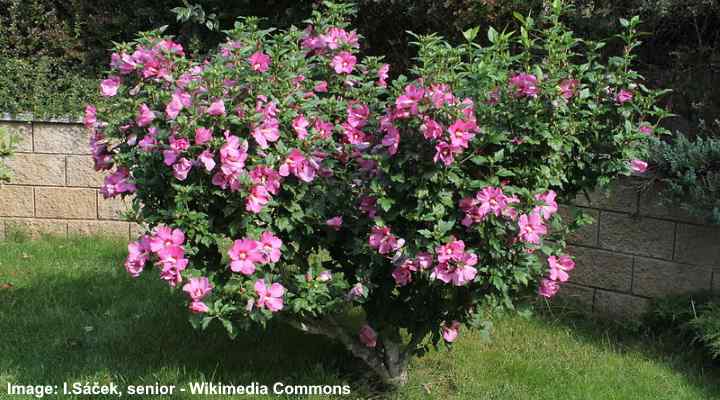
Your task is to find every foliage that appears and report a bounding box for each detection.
[0,126,19,183]
[89,0,666,385]
[646,293,720,360]
[649,134,720,224]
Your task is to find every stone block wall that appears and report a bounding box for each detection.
[557,178,720,319]
[1,118,718,319]
[0,118,134,240]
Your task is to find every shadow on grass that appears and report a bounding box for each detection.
[0,240,365,399]
[532,302,720,397]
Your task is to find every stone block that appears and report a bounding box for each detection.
[568,245,633,292]
[33,123,90,154]
[5,153,66,186]
[638,181,707,224]
[98,193,132,220]
[35,187,96,219]
[68,220,130,239]
[594,290,649,319]
[573,177,640,213]
[67,155,106,187]
[674,223,720,267]
[4,218,67,238]
[0,185,34,217]
[598,212,675,259]
[632,257,712,297]
[553,283,595,313]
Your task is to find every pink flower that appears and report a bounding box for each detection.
[249,166,281,195]
[326,216,343,231]
[347,283,366,300]
[517,212,547,244]
[259,231,282,263]
[172,157,193,181]
[433,141,461,166]
[359,196,377,218]
[149,226,185,252]
[165,93,184,119]
[101,168,136,198]
[538,278,560,298]
[436,240,466,264]
[534,190,558,220]
[124,236,150,278]
[278,149,316,183]
[347,103,370,128]
[377,64,390,87]
[475,187,509,219]
[615,89,633,104]
[195,127,213,145]
[392,258,418,287]
[292,115,309,139]
[314,81,328,93]
[381,127,400,155]
[559,79,579,100]
[395,84,425,116]
[421,118,443,140]
[183,277,213,301]
[358,325,377,348]
[189,301,209,314]
[136,104,156,127]
[84,105,97,128]
[442,321,461,343]
[156,246,189,287]
[254,280,285,312]
[228,239,264,275]
[248,51,271,72]
[639,124,653,135]
[368,226,404,255]
[318,270,332,282]
[100,75,121,97]
[206,99,226,116]
[548,255,575,282]
[313,119,334,139]
[630,159,648,173]
[246,185,271,214]
[509,73,539,98]
[198,150,216,172]
[330,51,356,74]
[251,118,280,149]
[431,252,478,287]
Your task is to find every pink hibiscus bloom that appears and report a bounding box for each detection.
[228,239,264,275]
[559,78,579,100]
[433,141,461,166]
[509,73,539,98]
[292,115,309,139]
[189,301,210,314]
[100,76,121,97]
[326,216,343,231]
[259,231,282,263]
[245,185,271,214]
[442,321,461,343]
[101,168,136,198]
[255,280,285,312]
[630,159,648,173]
[198,150,216,172]
[136,104,155,127]
[615,89,633,104]
[377,63,390,87]
[330,51,356,74]
[538,278,560,298]
[124,236,151,278]
[548,255,575,283]
[172,157,193,181]
[149,226,185,252]
[358,325,377,348]
[195,127,213,145]
[368,226,404,255]
[249,166,282,195]
[517,212,547,244]
[534,190,558,220]
[248,51,271,72]
[206,99,226,116]
[183,276,213,301]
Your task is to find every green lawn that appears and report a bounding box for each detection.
[0,234,718,399]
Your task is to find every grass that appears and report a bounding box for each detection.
[0,234,718,399]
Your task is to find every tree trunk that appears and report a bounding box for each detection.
[283,316,411,387]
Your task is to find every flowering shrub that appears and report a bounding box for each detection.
[89,1,668,386]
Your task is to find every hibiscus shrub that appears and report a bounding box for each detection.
[88,0,668,386]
